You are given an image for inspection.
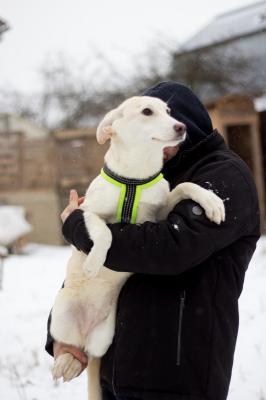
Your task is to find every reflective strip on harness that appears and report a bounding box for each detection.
[100,166,163,223]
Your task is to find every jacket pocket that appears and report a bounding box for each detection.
[176,290,186,366]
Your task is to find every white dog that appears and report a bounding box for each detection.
[50,96,225,400]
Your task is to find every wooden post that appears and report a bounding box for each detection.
[0,247,8,290]
[0,257,4,290]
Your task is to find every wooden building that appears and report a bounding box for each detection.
[207,94,266,230]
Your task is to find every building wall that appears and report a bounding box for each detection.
[0,132,56,191]
[22,138,56,189]
[0,131,23,190]
[54,130,108,209]
[0,129,61,245]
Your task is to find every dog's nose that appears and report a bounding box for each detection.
[173,123,186,137]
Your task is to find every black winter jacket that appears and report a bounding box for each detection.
[46,83,260,400]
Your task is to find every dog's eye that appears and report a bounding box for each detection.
[142,108,153,116]
[166,108,171,115]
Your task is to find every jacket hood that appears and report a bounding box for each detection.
[143,81,213,151]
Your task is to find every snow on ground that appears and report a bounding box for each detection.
[0,244,86,400]
[0,238,265,400]
[228,236,266,400]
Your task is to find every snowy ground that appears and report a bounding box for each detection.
[0,238,265,400]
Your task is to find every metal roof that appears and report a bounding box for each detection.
[181,1,266,52]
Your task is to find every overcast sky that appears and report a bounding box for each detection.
[0,0,260,93]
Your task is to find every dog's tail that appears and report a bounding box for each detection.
[87,357,102,400]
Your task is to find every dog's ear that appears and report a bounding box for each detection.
[96,107,123,145]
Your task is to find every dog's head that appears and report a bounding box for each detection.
[96,96,186,149]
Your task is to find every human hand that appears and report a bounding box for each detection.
[60,189,85,223]
[53,341,88,369]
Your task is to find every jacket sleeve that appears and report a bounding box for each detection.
[62,160,258,275]
[62,209,94,253]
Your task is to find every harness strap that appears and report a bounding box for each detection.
[101,165,163,223]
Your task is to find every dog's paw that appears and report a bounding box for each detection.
[52,353,83,382]
[200,191,225,224]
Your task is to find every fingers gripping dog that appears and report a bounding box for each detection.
[50,96,225,400]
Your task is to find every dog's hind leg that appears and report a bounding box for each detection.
[52,353,84,382]
[86,302,117,357]
[82,212,112,277]
[87,358,101,400]
[86,304,117,399]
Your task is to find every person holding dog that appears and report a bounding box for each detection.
[46,81,260,400]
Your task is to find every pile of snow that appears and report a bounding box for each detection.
[0,245,8,257]
[0,239,265,400]
[0,206,32,246]
[254,94,266,112]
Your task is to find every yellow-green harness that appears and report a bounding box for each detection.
[101,165,163,223]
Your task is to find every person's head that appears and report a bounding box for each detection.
[143,81,213,162]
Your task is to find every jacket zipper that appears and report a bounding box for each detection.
[112,360,117,397]
[112,311,120,397]
[176,290,186,366]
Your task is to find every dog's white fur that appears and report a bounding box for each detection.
[50,96,225,400]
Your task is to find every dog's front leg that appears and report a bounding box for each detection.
[159,182,225,224]
[83,212,112,277]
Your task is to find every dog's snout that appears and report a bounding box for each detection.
[173,123,186,137]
